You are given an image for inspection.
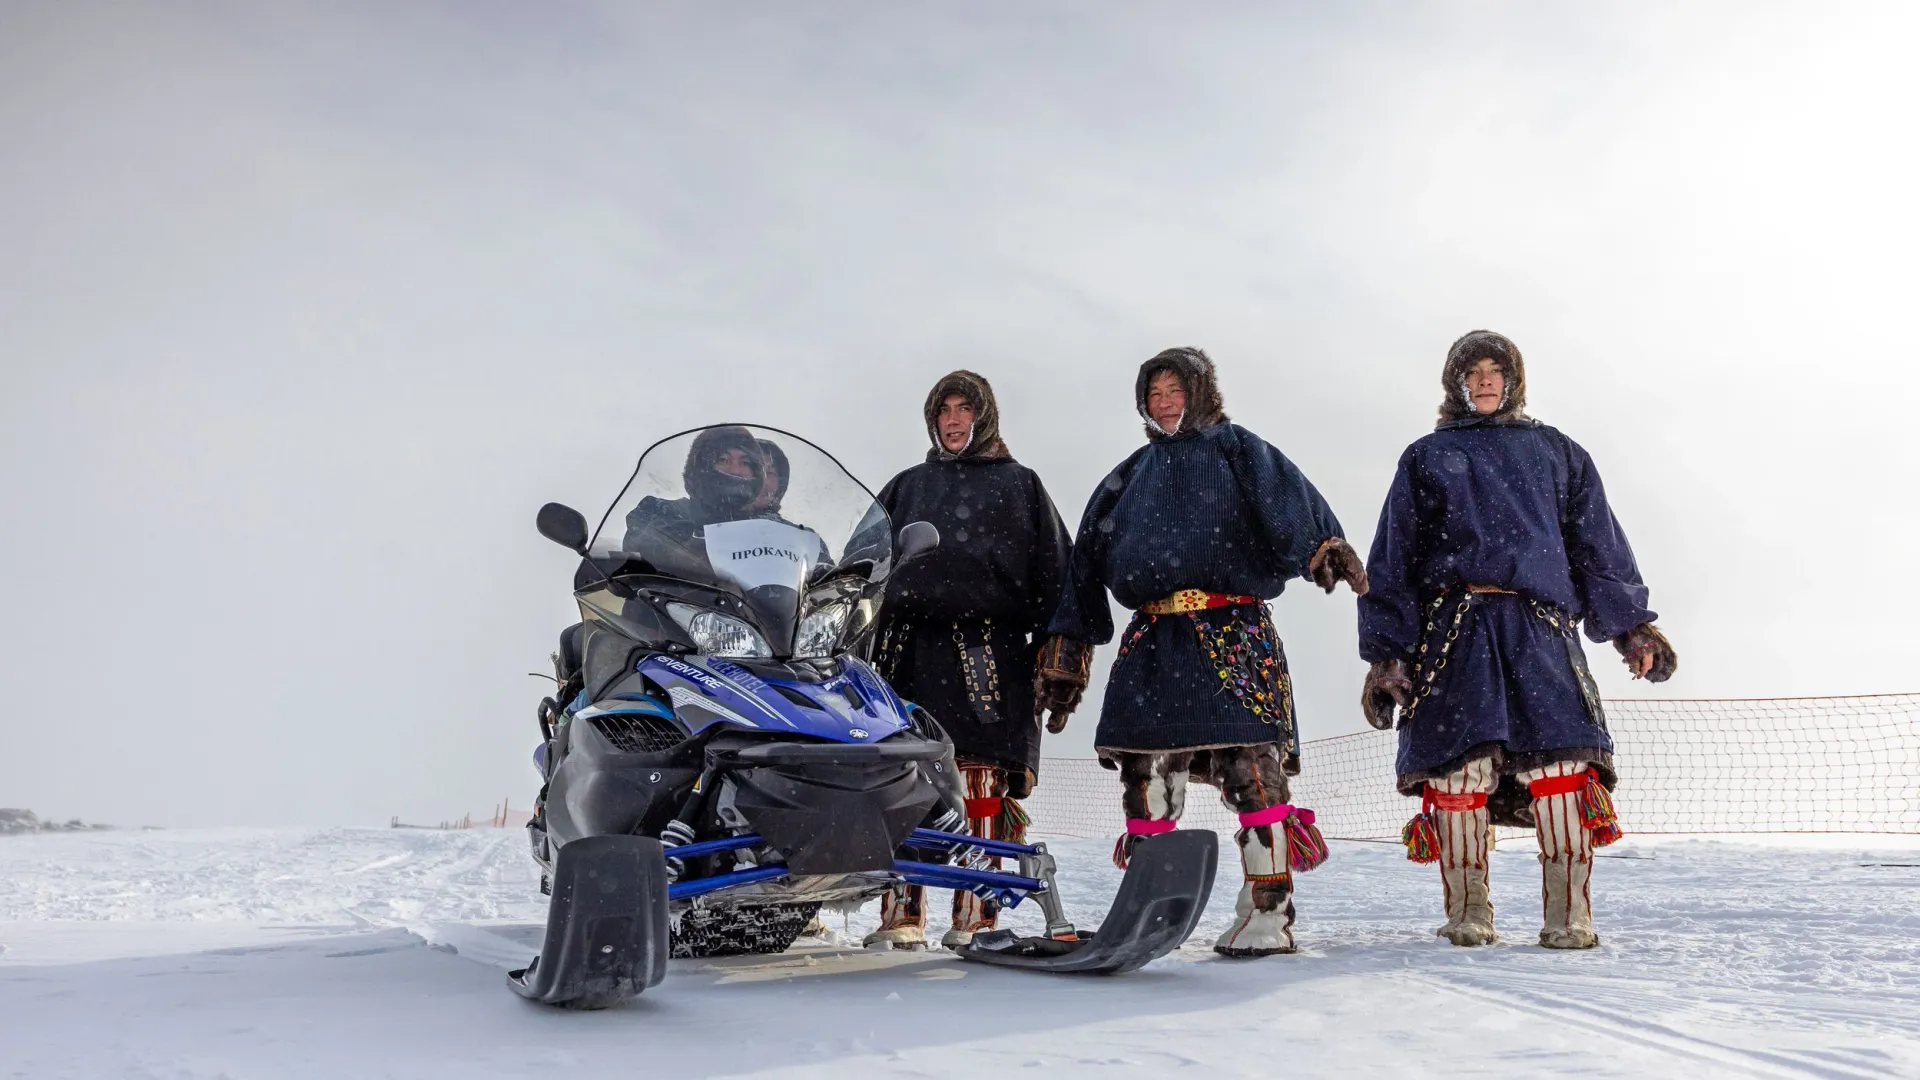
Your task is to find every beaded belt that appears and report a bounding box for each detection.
[1138,589,1260,615]
[1465,584,1516,595]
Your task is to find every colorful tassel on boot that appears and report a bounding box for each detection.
[1283,811,1329,872]
[1580,771,1623,847]
[1235,804,1330,873]
[995,798,1031,844]
[1402,810,1441,863]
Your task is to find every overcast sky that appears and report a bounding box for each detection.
[4,2,1916,828]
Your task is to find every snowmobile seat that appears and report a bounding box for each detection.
[558,623,584,683]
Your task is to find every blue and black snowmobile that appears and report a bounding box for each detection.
[514,424,1217,1009]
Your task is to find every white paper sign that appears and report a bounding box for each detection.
[702,519,820,592]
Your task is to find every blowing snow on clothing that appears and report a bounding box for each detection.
[1050,421,1344,753]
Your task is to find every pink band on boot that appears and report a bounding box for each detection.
[1125,818,1177,836]
[1239,804,1314,828]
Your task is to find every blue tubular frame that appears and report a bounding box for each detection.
[895,859,1045,897]
[907,827,1041,860]
[668,865,788,901]
[660,828,1049,906]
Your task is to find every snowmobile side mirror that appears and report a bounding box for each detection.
[537,502,591,554]
[895,520,940,567]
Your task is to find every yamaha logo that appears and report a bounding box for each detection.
[848,728,870,740]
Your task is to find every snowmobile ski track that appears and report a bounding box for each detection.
[509,835,671,1009]
[955,829,1218,975]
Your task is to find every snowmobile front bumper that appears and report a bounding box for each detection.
[660,827,1047,904]
[661,827,1217,974]
[509,834,671,1009]
[954,830,1218,975]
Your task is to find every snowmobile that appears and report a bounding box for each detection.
[514,424,1217,1009]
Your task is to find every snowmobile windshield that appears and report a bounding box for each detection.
[586,425,893,658]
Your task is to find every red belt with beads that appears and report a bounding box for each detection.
[1138,590,1260,615]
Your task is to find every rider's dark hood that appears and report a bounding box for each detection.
[923,370,1011,462]
[1437,330,1529,427]
[750,439,791,515]
[684,426,764,521]
[1136,347,1229,441]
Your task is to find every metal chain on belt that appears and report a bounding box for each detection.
[1530,599,1570,635]
[1406,593,1471,721]
[876,618,909,683]
[955,616,1000,708]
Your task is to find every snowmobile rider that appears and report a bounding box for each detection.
[864,371,1078,950]
[1358,330,1677,950]
[1045,348,1367,957]
[748,439,791,517]
[623,425,768,548]
[553,427,773,681]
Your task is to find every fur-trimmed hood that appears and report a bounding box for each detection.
[923,369,1011,462]
[1136,347,1229,440]
[1437,330,1529,426]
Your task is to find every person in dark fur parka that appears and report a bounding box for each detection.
[1047,348,1367,957]
[864,370,1077,950]
[1358,330,1677,951]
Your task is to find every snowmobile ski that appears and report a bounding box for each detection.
[508,834,671,1009]
[954,829,1218,975]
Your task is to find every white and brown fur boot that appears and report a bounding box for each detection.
[1432,758,1497,946]
[1201,745,1298,957]
[863,883,927,950]
[1110,751,1188,869]
[1213,824,1296,957]
[1523,761,1599,949]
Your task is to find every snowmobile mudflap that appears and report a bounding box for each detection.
[509,834,671,1009]
[954,830,1218,975]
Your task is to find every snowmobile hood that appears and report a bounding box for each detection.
[634,654,914,744]
[1437,330,1529,427]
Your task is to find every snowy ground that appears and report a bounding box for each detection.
[2,828,1916,1079]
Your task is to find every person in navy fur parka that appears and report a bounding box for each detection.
[1358,330,1677,951]
[1043,348,1367,957]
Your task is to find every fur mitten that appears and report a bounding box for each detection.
[1613,623,1677,682]
[1362,659,1412,730]
[1005,766,1036,800]
[1034,635,1093,733]
[1309,537,1369,596]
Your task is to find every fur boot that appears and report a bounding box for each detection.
[1431,758,1497,946]
[1213,823,1296,957]
[1110,751,1189,868]
[1523,761,1599,949]
[863,883,926,950]
[1194,745,1301,957]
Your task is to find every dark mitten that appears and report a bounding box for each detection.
[1613,623,1677,682]
[1005,766,1036,800]
[1361,659,1412,730]
[1309,537,1370,596]
[1034,635,1093,733]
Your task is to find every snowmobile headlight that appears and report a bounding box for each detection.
[794,600,853,659]
[665,603,771,658]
